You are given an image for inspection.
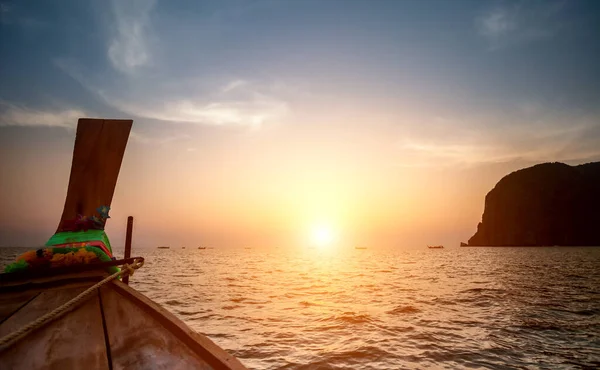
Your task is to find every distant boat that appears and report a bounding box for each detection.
[157,246,170,249]
[428,245,444,249]
[355,246,367,250]
[198,247,206,250]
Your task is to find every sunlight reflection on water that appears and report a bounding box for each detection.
[2,247,599,369]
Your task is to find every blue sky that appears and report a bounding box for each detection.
[1,0,599,248]
[2,1,599,156]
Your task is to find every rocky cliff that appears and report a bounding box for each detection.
[468,162,600,246]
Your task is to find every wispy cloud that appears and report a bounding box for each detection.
[130,131,191,145]
[54,59,290,128]
[478,8,516,39]
[396,109,600,167]
[107,0,156,74]
[221,80,249,94]
[0,99,199,146]
[476,1,566,50]
[52,0,291,129]
[100,91,289,128]
[399,141,514,166]
[0,101,85,128]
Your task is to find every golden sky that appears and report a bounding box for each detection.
[1,1,599,249]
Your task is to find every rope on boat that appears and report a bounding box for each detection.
[0,257,145,350]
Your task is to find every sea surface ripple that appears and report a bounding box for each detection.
[2,247,599,369]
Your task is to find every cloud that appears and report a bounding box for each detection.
[399,141,514,166]
[476,1,566,50]
[396,109,600,167]
[221,80,249,94]
[51,0,291,129]
[0,99,197,146]
[54,59,290,127]
[100,91,289,128]
[478,8,516,39]
[130,131,191,145]
[107,0,156,74]
[0,101,85,128]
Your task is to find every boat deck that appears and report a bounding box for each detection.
[0,271,246,370]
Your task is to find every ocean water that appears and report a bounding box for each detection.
[2,246,599,369]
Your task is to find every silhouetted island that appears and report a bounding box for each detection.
[467,162,600,246]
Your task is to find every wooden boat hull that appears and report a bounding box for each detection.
[1,118,246,368]
[0,270,247,369]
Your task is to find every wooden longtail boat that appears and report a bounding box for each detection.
[0,119,247,369]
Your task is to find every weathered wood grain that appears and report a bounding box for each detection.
[107,281,247,369]
[57,118,133,232]
[0,290,40,324]
[100,285,214,369]
[0,286,109,369]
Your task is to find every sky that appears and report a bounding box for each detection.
[1,0,599,249]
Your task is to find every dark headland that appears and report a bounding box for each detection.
[466,162,600,247]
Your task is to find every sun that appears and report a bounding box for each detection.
[310,225,335,248]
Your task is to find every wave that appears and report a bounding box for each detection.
[459,287,507,294]
[290,345,393,369]
[299,301,320,307]
[315,311,378,326]
[386,305,420,315]
[6,246,597,369]
[222,305,243,310]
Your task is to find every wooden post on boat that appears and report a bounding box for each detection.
[123,216,134,285]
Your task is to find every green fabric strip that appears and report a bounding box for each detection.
[46,230,113,254]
